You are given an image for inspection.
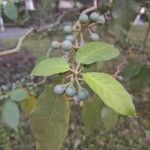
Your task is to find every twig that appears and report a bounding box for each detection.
[0,28,34,56]
[113,55,128,78]
[82,0,98,14]
[36,13,66,32]
[36,77,47,86]
[36,8,79,32]
[73,0,98,37]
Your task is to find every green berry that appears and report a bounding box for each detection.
[77,89,89,100]
[54,84,65,95]
[65,86,76,97]
[1,85,7,91]
[12,83,17,89]
[65,35,74,42]
[79,14,89,24]
[51,41,60,49]
[62,40,72,51]
[90,33,99,41]
[28,86,34,91]
[98,15,105,24]
[63,25,72,34]
[20,78,25,83]
[90,12,99,22]
[16,80,20,84]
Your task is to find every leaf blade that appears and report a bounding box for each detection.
[10,88,29,102]
[4,0,18,21]
[29,86,70,150]
[122,60,144,80]
[31,57,70,76]
[81,95,103,136]
[101,105,118,130]
[2,101,20,131]
[83,72,136,116]
[76,42,120,65]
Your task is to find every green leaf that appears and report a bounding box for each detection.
[4,0,18,21]
[122,60,144,80]
[83,72,136,116]
[29,86,70,150]
[31,57,70,76]
[81,95,103,136]
[101,105,118,130]
[129,65,150,93]
[112,0,139,28]
[76,42,120,65]
[10,88,29,102]
[2,101,20,131]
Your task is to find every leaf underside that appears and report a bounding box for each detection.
[2,101,20,131]
[10,88,29,102]
[101,105,118,130]
[29,86,70,150]
[4,0,18,21]
[81,95,103,136]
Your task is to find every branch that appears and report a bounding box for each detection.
[0,28,34,56]
[113,54,128,78]
[36,13,66,32]
[82,0,98,14]
[36,1,99,86]
[73,0,99,43]
[36,9,79,32]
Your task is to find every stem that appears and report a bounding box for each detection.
[70,74,74,85]
[0,28,34,56]
[46,47,52,58]
[75,78,83,90]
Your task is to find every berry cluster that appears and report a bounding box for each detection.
[79,12,104,41]
[54,84,89,101]
[50,11,104,54]
[0,76,38,105]
[49,12,105,102]
[0,50,35,85]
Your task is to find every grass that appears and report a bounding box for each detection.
[127,24,150,50]
[0,39,18,50]
[23,35,50,62]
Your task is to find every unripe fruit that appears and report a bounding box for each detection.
[20,78,25,83]
[63,25,72,34]
[90,12,99,22]
[65,35,74,42]
[12,83,17,89]
[28,86,34,91]
[62,40,72,51]
[1,85,7,91]
[79,14,89,24]
[65,86,76,97]
[54,84,65,95]
[51,41,60,49]
[90,33,99,41]
[77,89,89,100]
[98,15,105,24]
